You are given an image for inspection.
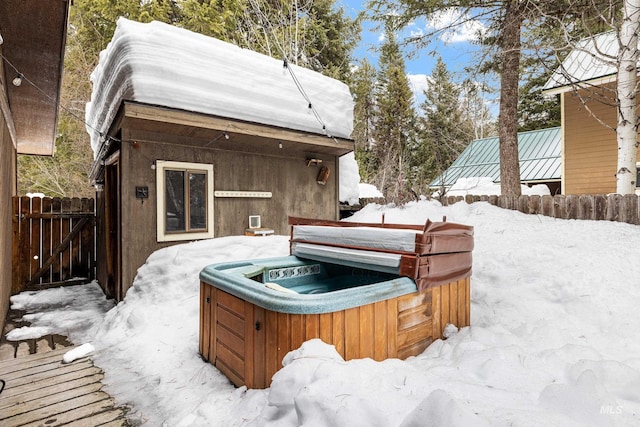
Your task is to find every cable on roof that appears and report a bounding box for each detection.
[246,0,335,139]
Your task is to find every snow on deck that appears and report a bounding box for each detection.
[85,18,354,157]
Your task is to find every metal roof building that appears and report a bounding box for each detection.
[430,127,561,191]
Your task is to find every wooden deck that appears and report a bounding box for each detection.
[0,345,129,426]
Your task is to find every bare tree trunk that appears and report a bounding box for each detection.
[498,1,523,196]
[616,0,640,194]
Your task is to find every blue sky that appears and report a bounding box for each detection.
[338,0,495,107]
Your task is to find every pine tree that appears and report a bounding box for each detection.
[304,0,360,81]
[351,58,378,183]
[372,28,416,202]
[518,56,560,132]
[415,57,472,194]
[460,79,495,140]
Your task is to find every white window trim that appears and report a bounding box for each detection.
[156,160,214,242]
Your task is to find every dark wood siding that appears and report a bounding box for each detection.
[111,126,341,298]
[1,114,16,334]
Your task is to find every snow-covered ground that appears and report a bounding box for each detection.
[9,200,640,426]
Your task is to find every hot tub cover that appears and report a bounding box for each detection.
[289,217,474,290]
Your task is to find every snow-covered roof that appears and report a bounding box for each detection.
[86,18,354,157]
[543,31,619,94]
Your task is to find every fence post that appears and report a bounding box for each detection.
[11,197,20,293]
[565,195,579,219]
[541,195,554,217]
[606,194,622,221]
[517,195,528,214]
[579,195,594,220]
[621,194,638,224]
[593,195,607,220]
[553,195,566,219]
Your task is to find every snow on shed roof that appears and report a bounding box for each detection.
[85,18,354,157]
[543,31,619,94]
[430,127,561,188]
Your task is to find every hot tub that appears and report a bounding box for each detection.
[199,217,473,389]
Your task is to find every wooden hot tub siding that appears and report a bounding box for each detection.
[199,276,470,389]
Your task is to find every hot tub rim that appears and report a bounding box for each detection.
[199,256,418,315]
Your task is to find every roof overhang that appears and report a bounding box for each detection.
[542,73,618,97]
[0,0,70,155]
[89,102,355,184]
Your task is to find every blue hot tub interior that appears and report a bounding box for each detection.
[199,256,418,314]
[262,261,400,294]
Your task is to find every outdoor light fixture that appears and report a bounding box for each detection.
[12,74,22,86]
[317,166,330,185]
[306,157,322,167]
[204,131,229,147]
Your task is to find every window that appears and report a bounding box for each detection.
[156,161,214,242]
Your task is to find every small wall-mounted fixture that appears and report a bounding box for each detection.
[136,186,149,199]
[12,74,23,87]
[249,215,261,229]
[204,131,229,147]
[317,166,330,185]
[306,157,322,167]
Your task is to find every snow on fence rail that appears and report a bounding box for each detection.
[441,194,640,225]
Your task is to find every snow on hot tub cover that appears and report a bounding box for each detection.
[85,18,354,157]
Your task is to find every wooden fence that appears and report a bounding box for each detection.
[440,194,640,225]
[12,197,96,294]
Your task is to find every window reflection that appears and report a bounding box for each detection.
[165,170,185,231]
[190,172,206,229]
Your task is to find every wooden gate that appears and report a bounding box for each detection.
[11,197,96,294]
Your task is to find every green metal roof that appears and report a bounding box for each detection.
[430,127,561,188]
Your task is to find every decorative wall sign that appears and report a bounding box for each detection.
[214,191,272,198]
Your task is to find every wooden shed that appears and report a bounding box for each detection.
[87,19,354,300]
